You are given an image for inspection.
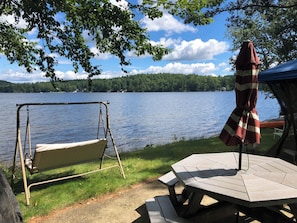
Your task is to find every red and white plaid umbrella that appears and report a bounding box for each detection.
[219,41,261,168]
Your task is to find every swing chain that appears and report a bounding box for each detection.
[97,103,107,139]
[24,106,32,160]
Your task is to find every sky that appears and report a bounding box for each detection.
[0,2,236,83]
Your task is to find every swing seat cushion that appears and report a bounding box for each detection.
[25,139,107,173]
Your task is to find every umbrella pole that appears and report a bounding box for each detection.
[238,144,242,170]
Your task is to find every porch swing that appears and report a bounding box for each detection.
[11,101,125,205]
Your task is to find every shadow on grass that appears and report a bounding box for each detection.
[11,168,85,195]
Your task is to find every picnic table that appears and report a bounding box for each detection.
[170,152,297,222]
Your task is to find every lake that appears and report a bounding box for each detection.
[0,91,280,163]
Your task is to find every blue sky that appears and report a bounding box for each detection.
[0,1,235,83]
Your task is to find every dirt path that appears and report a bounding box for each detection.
[26,179,277,223]
[28,180,168,223]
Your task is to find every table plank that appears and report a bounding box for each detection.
[242,174,297,202]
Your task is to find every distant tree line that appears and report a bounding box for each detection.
[0,73,269,93]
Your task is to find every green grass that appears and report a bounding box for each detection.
[9,128,275,222]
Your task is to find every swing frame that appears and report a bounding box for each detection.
[11,101,125,205]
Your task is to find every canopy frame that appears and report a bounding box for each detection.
[263,80,297,163]
[259,60,297,164]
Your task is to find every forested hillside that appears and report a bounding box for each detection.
[0,73,237,93]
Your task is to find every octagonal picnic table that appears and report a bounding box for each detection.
[171,152,297,222]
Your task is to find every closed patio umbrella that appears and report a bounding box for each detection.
[219,41,261,170]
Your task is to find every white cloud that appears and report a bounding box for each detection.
[164,39,229,61]
[1,60,231,83]
[90,47,112,60]
[0,66,92,83]
[110,0,128,9]
[95,70,125,79]
[0,68,46,83]
[219,62,227,67]
[0,15,27,29]
[268,61,278,68]
[223,67,232,73]
[142,12,196,34]
[27,27,38,36]
[127,38,229,62]
[153,37,182,48]
[130,62,216,75]
[58,59,73,65]
[125,37,181,58]
[55,70,89,80]
[217,62,232,74]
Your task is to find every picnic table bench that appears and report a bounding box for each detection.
[146,171,237,223]
[146,196,191,223]
[146,153,297,223]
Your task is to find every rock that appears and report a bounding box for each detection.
[0,169,23,223]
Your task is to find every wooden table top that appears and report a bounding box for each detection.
[172,152,297,208]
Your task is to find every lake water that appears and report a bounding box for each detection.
[0,91,280,163]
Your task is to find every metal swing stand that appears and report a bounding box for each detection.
[11,101,125,205]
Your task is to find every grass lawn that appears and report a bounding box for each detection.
[7,128,276,221]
